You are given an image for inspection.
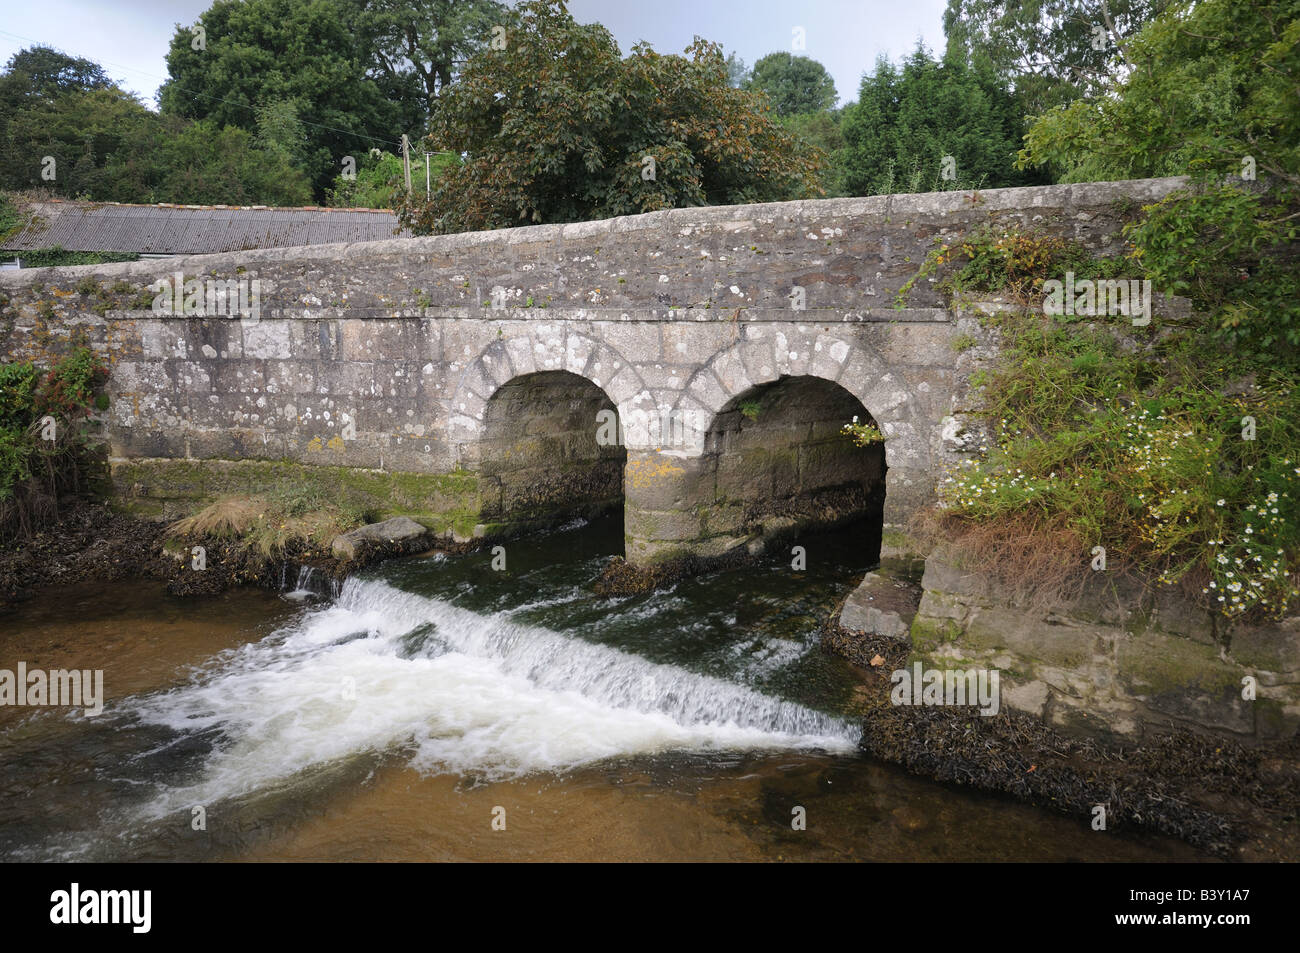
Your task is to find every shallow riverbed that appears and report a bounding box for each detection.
[0,516,1209,862]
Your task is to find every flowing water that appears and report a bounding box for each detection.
[0,515,1209,862]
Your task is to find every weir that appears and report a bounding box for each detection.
[0,176,1188,566]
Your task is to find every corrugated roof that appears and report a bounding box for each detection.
[2,201,404,254]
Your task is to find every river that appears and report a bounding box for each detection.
[0,515,1209,861]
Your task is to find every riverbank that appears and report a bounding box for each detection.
[0,500,168,612]
[0,498,464,612]
[821,612,1300,861]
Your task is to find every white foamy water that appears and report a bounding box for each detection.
[126,577,856,816]
[281,565,329,602]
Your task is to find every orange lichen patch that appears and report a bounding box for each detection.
[625,457,684,489]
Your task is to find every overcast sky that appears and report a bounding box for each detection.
[0,0,948,109]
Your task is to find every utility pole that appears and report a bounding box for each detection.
[400,134,412,193]
[424,152,432,196]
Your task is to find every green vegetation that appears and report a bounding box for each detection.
[903,219,1297,620]
[0,347,107,541]
[160,0,504,198]
[840,44,1045,197]
[113,458,482,538]
[1017,0,1294,187]
[779,110,848,198]
[842,417,886,446]
[2,0,508,205]
[167,483,372,559]
[743,53,837,116]
[396,0,825,234]
[0,191,21,242]
[0,0,1094,215]
[0,49,312,206]
[943,0,1170,117]
[11,247,140,269]
[159,0,399,196]
[897,226,1129,307]
[327,150,460,210]
[886,1,1300,619]
[1019,0,1299,361]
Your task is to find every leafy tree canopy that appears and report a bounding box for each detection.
[1019,0,1298,188]
[0,47,111,103]
[1019,0,1300,360]
[743,52,837,115]
[840,44,1044,196]
[780,110,848,197]
[159,0,403,196]
[943,0,1170,116]
[0,47,311,206]
[396,0,824,234]
[350,0,507,123]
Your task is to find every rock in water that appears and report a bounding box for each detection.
[839,571,920,640]
[331,517,431,561]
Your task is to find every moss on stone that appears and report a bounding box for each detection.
[881,528,916,551]
[110,458,483,527]
[907,649,981,671]
[909,615,963,654]
[1117,633,1242,696]
[1251,697,1295,740]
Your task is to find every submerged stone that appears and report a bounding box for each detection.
[331,516,431,561]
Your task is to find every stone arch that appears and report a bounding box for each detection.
[447,326,648,463]
[698,375,886,558]
[675,326,930,526]
[477,368,626,535]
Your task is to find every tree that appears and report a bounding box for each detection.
[1018,0,1299,359]
[743,52,837,116]
[126,119,314,206]
[351,0,507,119]
[396,0,824,234]
[780,110,847,197]
[255,99,310,171]
[0,47,114,157]
[0,82,156,196]
[159,0,403,196]
[943,0,1170,117]
[0,47,110,102]
[840,44,1042,196]
[724,52,750,88]
[0,46,312,206]
[1019,0,1298,187]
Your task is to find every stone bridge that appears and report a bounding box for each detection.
[0,177,1185,566]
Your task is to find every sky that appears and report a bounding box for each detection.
[0,0,949,110]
